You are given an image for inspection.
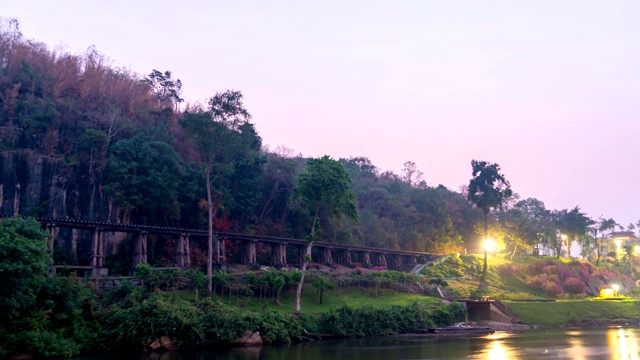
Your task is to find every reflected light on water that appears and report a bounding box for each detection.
[485,340,509,360]
[566,334,586,360]
[477,332,518,360]
[607,328,640,360]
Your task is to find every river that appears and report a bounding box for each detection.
[77,327,640,359]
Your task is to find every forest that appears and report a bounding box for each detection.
[0,18,632,266]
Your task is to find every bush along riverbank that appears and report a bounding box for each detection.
[103,292,466,349]
[2,279,467,358]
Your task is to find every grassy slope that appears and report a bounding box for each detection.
[169,285,443,314]
[421,254,640,326]
[428,254,549,299]
[505,300,640,325]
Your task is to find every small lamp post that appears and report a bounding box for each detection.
[482,238,496,280]
[612,283,620,297]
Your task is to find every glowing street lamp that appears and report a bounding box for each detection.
[482,238,495,280]
[484,238,496,253]
[612,283,620,297]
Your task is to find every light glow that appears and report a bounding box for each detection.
[602,288,614,296]
[484,238,496,252]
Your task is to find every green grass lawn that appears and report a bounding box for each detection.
[504,300,640,325]
[231,286,442,313]
[163,285,443,314]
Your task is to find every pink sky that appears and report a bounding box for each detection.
[5,0,640,228]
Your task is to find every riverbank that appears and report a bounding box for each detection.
[2,284,466,359]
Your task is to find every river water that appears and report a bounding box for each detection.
[79,327,640,360]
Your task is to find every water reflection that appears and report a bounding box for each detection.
[472,332,518,360]
[608,327,640,360]
[566,332,586,360]
[73,327,640,360]
[470,327,640,360]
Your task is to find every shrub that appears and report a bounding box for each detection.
[563,277,587,294]
[567,261,591,281]
[429,302,466,325]
[496,263,516,276]
[102,296,205,350]
[318,302,464,337]
[200,300,304,344]
[526,274,564,297]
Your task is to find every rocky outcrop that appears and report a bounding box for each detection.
[0,151,71,218]
[0,150,124,261]
[232,330,263,346]
[145,336,179,352]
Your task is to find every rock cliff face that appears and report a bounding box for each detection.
[0,151,123,262]
[1,151,69,218]
[0,150,117,220]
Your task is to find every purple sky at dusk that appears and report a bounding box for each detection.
[5,1,640,228]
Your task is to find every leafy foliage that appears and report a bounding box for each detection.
[105,130,185,223]
[0,217,51,321]
[318,302,464,337]
[0,217,99,358]
[467,160,513,218]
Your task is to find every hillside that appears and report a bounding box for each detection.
[0,19,481,264]
[420,254,636,300]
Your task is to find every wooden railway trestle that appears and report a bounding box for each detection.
[1,216,439,276]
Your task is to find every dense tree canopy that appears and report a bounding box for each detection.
[0,18,630,267]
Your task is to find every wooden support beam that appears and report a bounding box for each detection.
[46,224,56,255]
[392,254,403,269]
[175,234,184,268]
[336,249,352,266]
[296,245,306,267]
[174,233,190,269]
[97,230,107,268]
[220,237,227,264]
[132,231,148,270]
[317,247,333,265]
[185,235,190,268]
[374,253,387,267]
[271,243,287,268]
[361,251,371,268]
[91,229,99,268]
[241,240,257,265]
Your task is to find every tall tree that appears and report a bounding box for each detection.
[401,161,424,187]
[293,156,357,314]
[499,206,538,260]
[590,217,617,265]
[555,207,592,258]
[142,69,183,112]
[180,90,256,296]
[467,160,512,278]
